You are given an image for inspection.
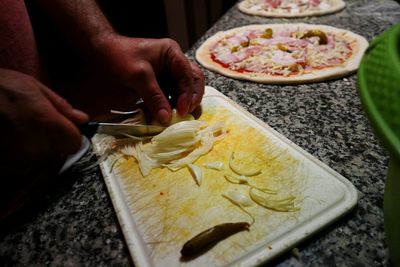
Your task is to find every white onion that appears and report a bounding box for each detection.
[187,164,203,186]
[229,152,262,177]
[124,120,225,176]
[223,191,253,207]
[249,188,299,212]
[203,161,224,170]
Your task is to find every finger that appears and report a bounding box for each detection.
[41,85,89,124]
[39,104,84,155]
[130,61,172,124]
[162,39,194,116]
[188,61,205,113]
[26,91,84,155]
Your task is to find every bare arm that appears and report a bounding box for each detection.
[34,0,205,123]
[33,0,113,56]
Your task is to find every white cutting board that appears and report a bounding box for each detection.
[92,86,358,267]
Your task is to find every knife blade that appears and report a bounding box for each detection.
[79,121,165,138]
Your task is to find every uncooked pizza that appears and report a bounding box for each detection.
[196,24,369,84]
[238,0,346,17]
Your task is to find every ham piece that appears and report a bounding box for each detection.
[272,50,297,65]
[265,0,282,8]
[215,46,262,65]
[309,0,321,7]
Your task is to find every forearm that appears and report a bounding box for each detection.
[34,0,115,57]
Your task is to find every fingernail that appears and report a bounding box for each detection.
[157,108,170,124]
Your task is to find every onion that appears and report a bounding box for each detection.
[224,175,277,194]
[125,120,225,176]
[222,192,255,225]
[249,188,299,212]
[120,145,136,157]
[224,174,249,185]
[203,161,224,170]
[187,164,203,186]
[223,191,253,207]
[229,152,262,177]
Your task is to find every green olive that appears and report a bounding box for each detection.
[231,46,239,53]
[261,28,273,39]
[301,30,328,45]
[240,39,250,47]
[277,43,288,52]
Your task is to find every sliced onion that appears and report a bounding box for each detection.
[222,192,255,225]
[249,188,299,212]
[224,174,249,185]
[134,142,158,176]
[153,120,207,141]
[124,120,226,176]
[122,133,151,141]
[164,131,215,171]
[187,164,203,186]
[110,109,140,115]
[203,161,224,170]
[120,145,136,157]
[229,152,262,177]
[223,191,253,207]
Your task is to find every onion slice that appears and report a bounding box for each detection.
[222,191,253,207]
[249,188,299,212]
[203,161,224,170]
[222,192,255,225]
[224,174,249,185]
[229,152,262,177]
[125,120,225,176]
[188,164,203,186]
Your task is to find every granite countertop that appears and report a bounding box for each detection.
[1,0,400,266]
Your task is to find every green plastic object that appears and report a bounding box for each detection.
[358,23,400,267]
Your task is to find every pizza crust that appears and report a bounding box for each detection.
[196,24,369,84]
[238,0,346,18]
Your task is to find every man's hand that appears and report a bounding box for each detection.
[92,35,205,124]
[33,0,205,124]
[0,68,88,168]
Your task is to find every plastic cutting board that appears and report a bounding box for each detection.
[92,86,358,267]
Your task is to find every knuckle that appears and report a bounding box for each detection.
[142,89,168,113]
[148,91,166,107]
[195,67,205,80]
[131,61,150,77]
[162,38,179,49]
[53,95,69,108]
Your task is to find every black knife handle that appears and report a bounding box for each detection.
[79,121,99,139]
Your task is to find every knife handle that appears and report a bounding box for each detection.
[79,121,99,139]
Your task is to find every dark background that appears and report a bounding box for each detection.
[27,0,237,85]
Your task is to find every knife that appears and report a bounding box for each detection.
[79,121,166,138]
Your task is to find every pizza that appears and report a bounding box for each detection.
[238,0,346,17]
[196,24,369,84]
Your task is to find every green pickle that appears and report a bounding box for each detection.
[301,30,328,45]
[261,28,273,39]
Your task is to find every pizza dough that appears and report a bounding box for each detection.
[196,24,369,84]
[238,0,346,18]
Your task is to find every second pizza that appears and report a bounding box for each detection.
[196,24,369,84]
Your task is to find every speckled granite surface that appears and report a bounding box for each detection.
[1,0,399,266]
